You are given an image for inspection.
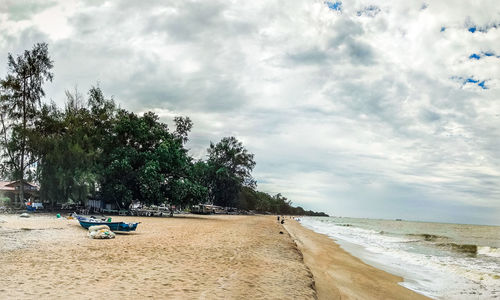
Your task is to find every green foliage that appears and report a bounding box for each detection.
[99,109,197,208]
[206,136,256,207]
[34,87,109,207]
[0,197,11,206]
[0,42,53,203]
[173,116,193,144]
[236,187,328,216]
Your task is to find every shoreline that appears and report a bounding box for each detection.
[284,219,429,300]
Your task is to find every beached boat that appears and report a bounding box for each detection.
[75,214,140,232]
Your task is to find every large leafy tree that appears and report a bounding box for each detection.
[206,136,256,207]
[99,110,192,208]
[34,87,112,208]
[0,43,53,204]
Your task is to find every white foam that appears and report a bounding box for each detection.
[478,246,500,258]
[299,218,500,300]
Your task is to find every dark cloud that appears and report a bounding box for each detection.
[419,109,441,122]
[345,39,375,65]
[286,48,329,65]
[356,5,381,17]
[1,0,56,21]
[144,2,255,42]
[328,19,364,47]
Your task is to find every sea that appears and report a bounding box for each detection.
[299,217,500,299]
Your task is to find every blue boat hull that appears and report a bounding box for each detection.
[78,220,139,232]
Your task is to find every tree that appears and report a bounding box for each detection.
[237,186,259,210]
[34,87,109,209]
[0,43,53,204]
[64,85,84,114]
[34,85,116,208]
[274,193,292,215]
[206,136,256,207]
[173,116,193,144]
[99,110,192,209]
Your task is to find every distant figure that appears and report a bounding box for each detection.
[281,219,284,224]
[277,216,280,221]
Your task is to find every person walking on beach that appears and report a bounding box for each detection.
[277,216,280,222]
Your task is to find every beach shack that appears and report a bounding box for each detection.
[87,198,103,213]
[0,180,39,204]
[86,199,121,214]
[191,204,227,214]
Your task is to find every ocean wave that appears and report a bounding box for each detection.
[436,243,478,256]
[300,217,500,299]
[407,233,449,242]
[477,246,500,258]
[335,223,353,227]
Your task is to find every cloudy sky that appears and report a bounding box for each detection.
[1,0,499,225]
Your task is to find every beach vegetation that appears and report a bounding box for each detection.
[33,87,110,209]
[206,136,256,207]
[0,196,11,206]
[0,42,53,205]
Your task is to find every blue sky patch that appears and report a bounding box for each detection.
[466,78,479,84]
[462,78,488,89]
[325,1,342,11]
[468,52,498,60]
[467,23,500,34]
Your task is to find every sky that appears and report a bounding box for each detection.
[1,0,499,225]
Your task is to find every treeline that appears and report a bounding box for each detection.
[239,187,328,216]
[0,43,328,217]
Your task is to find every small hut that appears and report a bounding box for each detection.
[0,180,39,204]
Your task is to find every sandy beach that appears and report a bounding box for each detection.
[0,214,427,299]
[0,214,315,299]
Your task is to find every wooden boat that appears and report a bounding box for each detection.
[75,214,140,232]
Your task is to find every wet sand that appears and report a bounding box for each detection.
[0,214,315,299]
[284,219,429,300]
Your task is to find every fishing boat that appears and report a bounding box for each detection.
[74,214,140,232]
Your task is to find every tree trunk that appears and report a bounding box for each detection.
[19,78,26,206]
